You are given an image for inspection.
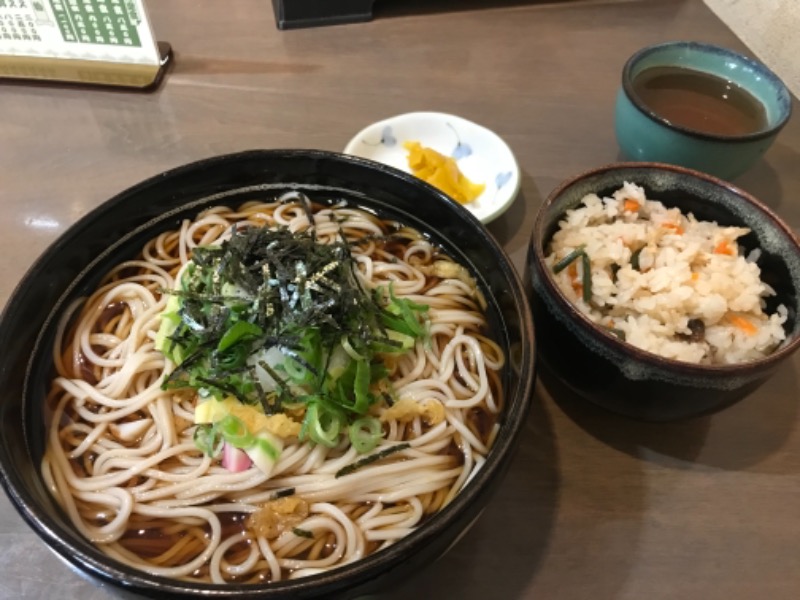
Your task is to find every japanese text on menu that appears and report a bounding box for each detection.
[0,0,143,47]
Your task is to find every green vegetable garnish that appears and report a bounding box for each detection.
[194,423,223,457]
[157,220,429,454]
[553,245,586,273]
[300,399,343,448]
[580,252,592,302]
[217,414,255,449]
[348,416,383,454]
[218,321,263,353]
[192,415,260,456]
[552,245,592,302]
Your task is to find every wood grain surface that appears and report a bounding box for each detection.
[1,1,798,598]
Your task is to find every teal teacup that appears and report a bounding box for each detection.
[615,41,792,180]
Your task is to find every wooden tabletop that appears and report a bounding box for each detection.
[2,1,799,598]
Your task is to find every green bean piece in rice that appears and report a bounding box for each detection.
[552,245,586,273]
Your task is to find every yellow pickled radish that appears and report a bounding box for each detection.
[403,141,485,204]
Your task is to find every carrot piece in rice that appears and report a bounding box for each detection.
[714,240,735,255]
[727,313,758,335]
[662,222,684,234]
[623,198,640,212]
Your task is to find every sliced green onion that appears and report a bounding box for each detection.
[194,424,223,457]
[218,414,255,449]
[330,358,374,416]
[253,435,280,461]
[341,335,367,361]
[392,289,428,313]
[380,311,417,337]
[387,285,427,338]
[369,331,409,354]
[283,352,314,384]
[301,401,343,448]
[348,417,383,454]
[217,320,263,352]
[352,359,371,414]
[553,245,586,273]
[370,362,389,382]
[377,284,428,339]
[214,343,250,370]
[282,329,323,384]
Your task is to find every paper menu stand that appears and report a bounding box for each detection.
[0,0,171,90]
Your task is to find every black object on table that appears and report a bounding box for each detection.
[271,0,376,29]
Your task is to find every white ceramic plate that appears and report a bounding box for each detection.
[344,112,520,224]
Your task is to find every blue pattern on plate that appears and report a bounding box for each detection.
[496,171,512,189]
[452,142,472,160]
[363,125,397,147]
[380,125,397,147]
[446,122,473,159]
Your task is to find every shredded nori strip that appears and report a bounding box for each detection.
[270,487,296,500]
[292,527,314,539]
[335,443,411,478]
[194,376,250,405]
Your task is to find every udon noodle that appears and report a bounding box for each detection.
[41,195,504,584]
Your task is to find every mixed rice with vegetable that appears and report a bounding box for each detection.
[545,182,787,364]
